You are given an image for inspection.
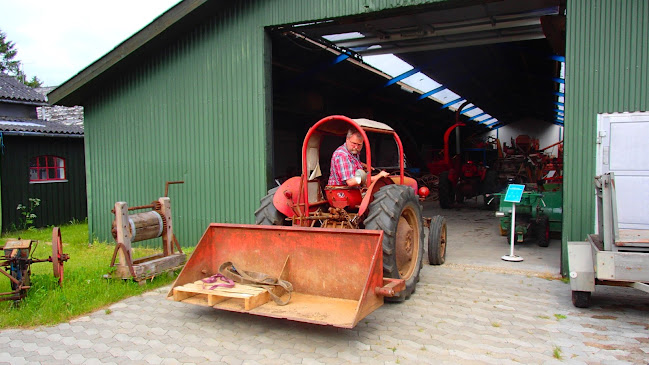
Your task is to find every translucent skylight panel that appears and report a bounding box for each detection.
[463,108,483,118]
[447,101,469,111]
[558,95,565,103]
[429,89,461,105]
[322,32,365,42]
[559,83,565,93]
[401,72,442,93]
[474,114,491,123]
[363,54,413,77]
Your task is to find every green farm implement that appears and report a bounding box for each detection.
[494,183,562,246]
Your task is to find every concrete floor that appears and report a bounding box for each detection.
[422,197,562,277]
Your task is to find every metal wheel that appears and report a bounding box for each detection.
[572,290,591,308]
[438,171,453,209]
[365,185,424,302]
[52,227,65,285]
[428,215,447,265]
[536,216,550,247]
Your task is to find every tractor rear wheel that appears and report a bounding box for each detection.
[438,171,453,209]
[365,185,424,302]
[254,187,288,226]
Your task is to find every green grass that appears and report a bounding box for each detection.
[0,222,183,329]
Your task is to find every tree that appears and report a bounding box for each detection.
[0,30,21,75]
[0,29,42,87]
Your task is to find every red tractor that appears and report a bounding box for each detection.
[255,115,447,302]
[428,102,498,209]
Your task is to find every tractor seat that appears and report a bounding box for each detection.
[324,185,363,209]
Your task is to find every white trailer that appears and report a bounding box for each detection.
[568,173,649,307]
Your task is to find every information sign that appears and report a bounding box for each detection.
[504,184,525,203]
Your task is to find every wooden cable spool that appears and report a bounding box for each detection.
[112,208,167,242]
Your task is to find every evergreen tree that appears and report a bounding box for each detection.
[0,29,43,87]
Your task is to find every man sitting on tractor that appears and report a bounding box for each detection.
[328,129,389,186]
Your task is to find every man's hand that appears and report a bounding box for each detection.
[370,170,390,183]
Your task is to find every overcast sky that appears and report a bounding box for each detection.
[0,0,181,87]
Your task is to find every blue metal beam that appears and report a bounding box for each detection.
[468,112,487,121]
[460,105,478,114]
[553,101,565,107]
[552,77,565,84]
[549,55,565,62]
[417,85,446,100]
[480,117,495,125]
[440,97,464,110]
[384,67,420,87]
[554,108,565,115]
[332,54,350,64]
[553,91,565,97]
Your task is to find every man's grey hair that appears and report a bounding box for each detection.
[346,129,362,139]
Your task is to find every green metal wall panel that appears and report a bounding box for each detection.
[1,136,87,231]
[563,0,649,272]
[84,0,443,247]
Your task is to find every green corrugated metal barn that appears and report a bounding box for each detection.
[48,0,648,274]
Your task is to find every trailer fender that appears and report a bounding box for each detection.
[567,241,595,292]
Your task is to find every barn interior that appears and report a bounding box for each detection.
[267,0,565,188]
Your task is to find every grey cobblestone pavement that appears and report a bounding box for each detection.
[1,264,648,364]
[2,203,648,364]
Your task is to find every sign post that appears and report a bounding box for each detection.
[502,184,525,262]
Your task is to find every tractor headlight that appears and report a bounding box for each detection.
[495,212,505,217]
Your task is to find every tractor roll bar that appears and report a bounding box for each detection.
[301,115,404,215]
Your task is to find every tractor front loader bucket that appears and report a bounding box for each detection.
[168,223,403,328]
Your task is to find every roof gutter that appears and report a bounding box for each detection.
[0,131,83,138]
[48,0,209,106]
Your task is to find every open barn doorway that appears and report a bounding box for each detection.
[264,0,566,273]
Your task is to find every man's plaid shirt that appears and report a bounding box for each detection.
[328,144,363,185]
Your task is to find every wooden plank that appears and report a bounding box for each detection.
[617,229,649,247]
[133,253,186,277]
[207,294,228,306]
[245,291,270,310]
[172,288,197,302]
[181,282,263,297]
[173,280,271,310]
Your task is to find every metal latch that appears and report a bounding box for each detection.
[596,130,607,144]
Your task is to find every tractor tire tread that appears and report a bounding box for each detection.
[254,187,287,226]
[365,185,424,303]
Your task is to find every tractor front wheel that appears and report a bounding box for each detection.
[428,215,447,265]
[254,187,288,226]
[365,185,424,302]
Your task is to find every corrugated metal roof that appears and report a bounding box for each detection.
[0,117,83,135]
[0,74,47,103]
